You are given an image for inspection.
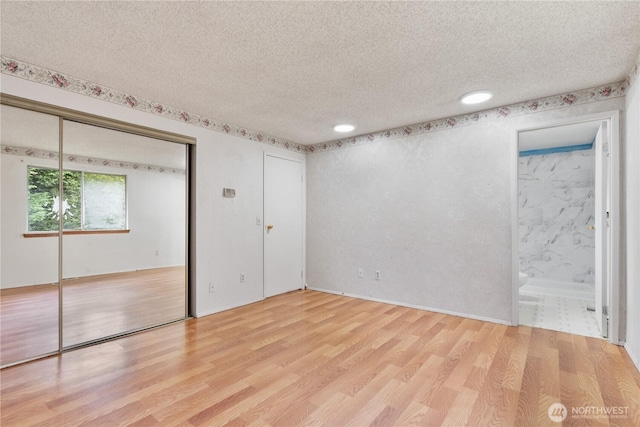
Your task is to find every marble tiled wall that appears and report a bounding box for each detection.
[519,149,595,285]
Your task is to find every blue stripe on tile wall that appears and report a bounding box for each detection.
[519,142,594,157]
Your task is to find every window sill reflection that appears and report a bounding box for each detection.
[23,230,131,238]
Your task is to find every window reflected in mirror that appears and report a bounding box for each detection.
[27,167,127,232]
[61,120,187,348]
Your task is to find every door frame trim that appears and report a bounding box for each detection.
[511,110,621,344]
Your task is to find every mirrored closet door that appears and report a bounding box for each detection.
[1,97,191,366]
[1,105,61,365]
[61,120,187,348]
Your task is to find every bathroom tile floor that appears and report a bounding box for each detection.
[519,290,602,339]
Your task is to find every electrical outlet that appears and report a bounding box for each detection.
[375,271,381,280]
[357,268,364,278]
[209,282,215,293]
[240,273,246,283]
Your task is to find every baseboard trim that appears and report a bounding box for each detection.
[306,286,513,326]
[624,343,640,373]
[194,297,264,318]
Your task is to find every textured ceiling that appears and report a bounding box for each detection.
[1,1,639,145]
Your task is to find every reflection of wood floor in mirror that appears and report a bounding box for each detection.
[0,266,185,366]
[0,283,58,365]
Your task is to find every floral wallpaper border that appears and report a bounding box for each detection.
[307,81,627,153]
[1,144,186,175]
[2,52,638,155]
[0,56,306,154]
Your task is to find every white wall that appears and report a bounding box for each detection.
[307,97,625,324]
[625,71,640,370]
[1,153,186,287]
[0,75,305,316]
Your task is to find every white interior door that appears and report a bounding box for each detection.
[594,122,609,338]
[264,155,303,298]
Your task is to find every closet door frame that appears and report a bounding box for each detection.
[1,93,195,367]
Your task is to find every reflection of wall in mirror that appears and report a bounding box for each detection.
[1,152,186,288]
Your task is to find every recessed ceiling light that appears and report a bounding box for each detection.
[460,91,493,105]
[334,124,355,133]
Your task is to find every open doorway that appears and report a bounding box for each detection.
[512,111,620,343]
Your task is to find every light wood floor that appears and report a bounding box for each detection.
[1,290,639,426]
[0,266,185,365]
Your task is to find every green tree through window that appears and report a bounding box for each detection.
[28,167,126,232]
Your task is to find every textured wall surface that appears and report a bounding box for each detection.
[519,149,595,285]
[307,97,625,324]
[307,120,514,323]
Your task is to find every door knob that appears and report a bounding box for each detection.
[588,225,595,230]
[267,224,274,230]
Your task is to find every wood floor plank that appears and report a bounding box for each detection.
[318,364,401,426]
[502,330,531,392]
[393,400,431,426]
[1,290,639,426]
[537,347,562,426]
[127,414,161,427]
[419,335,474,407]
[369,404,403,427]
[440,386,479,427]
[386,354,445,415]
[441,340,481,391]
[221,377,314,427]
[393,322,446,379]
[467,334,520,426]
[514,354,542,427]
[206,372,301,426]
